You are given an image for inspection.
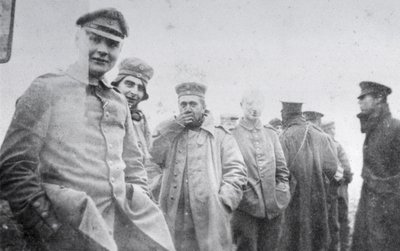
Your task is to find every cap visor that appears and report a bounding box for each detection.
[84,27,122,42]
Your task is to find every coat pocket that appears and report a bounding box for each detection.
[237,180,264,218]
[267,182,291,219]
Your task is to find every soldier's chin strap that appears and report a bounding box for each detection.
[131,109,144,121]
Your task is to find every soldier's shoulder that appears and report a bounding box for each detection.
[263,124,279,134]
[215,125,231,135]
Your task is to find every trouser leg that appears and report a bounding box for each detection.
[232,210,258,251]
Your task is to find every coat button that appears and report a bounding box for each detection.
[111,177,115,183]
[41,212,49,218]
[33,201,41,208]
[174,173,178,176]
[51,224,59,230]
[170,196,174,200]
[173,184,177,188]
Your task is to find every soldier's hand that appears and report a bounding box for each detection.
[175,111,194,126]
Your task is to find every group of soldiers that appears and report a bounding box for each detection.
[0,7,399,251]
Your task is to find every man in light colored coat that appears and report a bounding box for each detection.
[231,91,290,251]
[150,82,247,251]
[0,8,174,251]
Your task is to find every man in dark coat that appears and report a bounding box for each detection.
[322,121,353,251]
[304,111,343,251]
[278,102,339,251]
[352,81,400,251]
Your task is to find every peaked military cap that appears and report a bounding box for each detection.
[112,57,154,100]
[303,111,324,121]
[76,8,128,42]
[321,121,335,131]
[175,82,207,98]
[269,118,282,127]
[220,113,239,121]
[281,102,303,115]
[358,81,392,99]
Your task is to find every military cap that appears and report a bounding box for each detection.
[321,121,335,131]
[269,118,282,127]
[175,82,207,98]
[281,102,303,115]
[76,8,128,42]
[303,111,324,121]
[358,81,392,99]
[220,113,240,121]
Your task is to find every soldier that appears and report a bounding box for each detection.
[352,81,400,250]
[278,102,339,251]
[150,82,247,251]
[322,121,353,251]
[231,91,290,251]
[303,111,343,251]
[111,57,162,199]
[269,118,283,134]
[0,8,174,251]
[220,113,240,131]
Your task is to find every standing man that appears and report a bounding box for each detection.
[220,113,240,131]
[279,102,339,251]
[231,91,290,251]
[150,82,247,251]
[304,110,343,251]
[111,57,162,199]
[352,81,400,250]
[322,121,353,251]
[269,118,283,134]
[0,8,174,251]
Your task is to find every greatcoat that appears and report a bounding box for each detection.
[279,116,338,251]
[352,104,400,251]
[0,64,175,251]
[150,113,247,251]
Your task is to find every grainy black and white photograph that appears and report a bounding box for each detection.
[1,0,400,250]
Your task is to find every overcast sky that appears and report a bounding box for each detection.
[2,0,400,203]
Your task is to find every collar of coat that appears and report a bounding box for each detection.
[357,103,391,133]
[239,117,263,131]
[193,110,218,137]
[283,115,306,129]
[65,63,112,88]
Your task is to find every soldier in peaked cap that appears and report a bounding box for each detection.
[352,81,400,251]
[278,102,339,251]
[304,110,344,251]
[269,118,283,134]
[0,8,175,251]
[150,82,247,251]
[322,121,353,251]
[303,111,324,127]
[112,57,163,200]
[220,113,240,131]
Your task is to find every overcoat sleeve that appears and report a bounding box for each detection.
[0,78,61,239]
[337,143,353,183]
[123,103,149,193]
[322,136,339,180]
[149,118,185,167]
[218,131,247,212]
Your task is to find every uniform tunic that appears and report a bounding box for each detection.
[231,118,290,251]
[0,64,175,251]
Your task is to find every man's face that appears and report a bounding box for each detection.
[241,97,264,121]
[178,95,205,126]
[77,30,122,78]
[358,94,380,114]
[117,76,145,108]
